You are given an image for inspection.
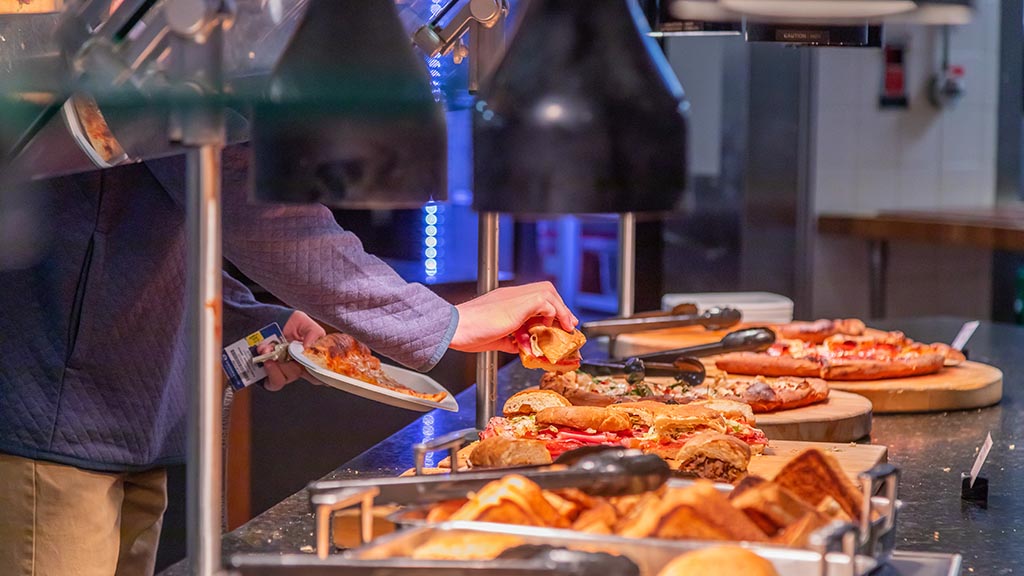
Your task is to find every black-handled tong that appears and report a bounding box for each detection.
[631,327,776,363]
[309,447,670,507]
[579,357,706,387]
[580,306,742,339]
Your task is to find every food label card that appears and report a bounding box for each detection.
[222,323,284,390]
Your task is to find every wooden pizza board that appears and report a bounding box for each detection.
[614,326,1003,414]
[747,440,887,483]
[827,360,1002,413]
[756,390,872,442]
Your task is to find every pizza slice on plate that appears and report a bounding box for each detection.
[304,333,448,403]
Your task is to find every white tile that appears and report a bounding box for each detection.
[898,169,940,209]
[815,104,859,172]
[898,110,942,169]
[815,169,859,213]
[817,49,867,107]
[940,104,988,171]
[855,112,903,171]
[939,168,993,207]
[856,169,901,211]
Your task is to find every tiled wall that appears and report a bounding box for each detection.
[811,0,1001,319]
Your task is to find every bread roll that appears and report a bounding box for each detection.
[410,533,525,560]
[503,389,572,417]
[657,547,779,576]
[468,436,553,468]
[536,406,630,432]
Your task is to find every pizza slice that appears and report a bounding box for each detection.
[716,330,961,381]
[770,318,866,344]
[539,370,829,413]
[304,333,448,403]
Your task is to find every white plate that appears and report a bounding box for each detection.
[288,342,458,413]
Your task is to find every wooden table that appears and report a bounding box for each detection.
[818,207,1024,318]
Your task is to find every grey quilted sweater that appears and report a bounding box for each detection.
[0,147,458,471]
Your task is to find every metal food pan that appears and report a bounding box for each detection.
[384,470,902,564]
[226,549,961,576]
[345,521,873,576]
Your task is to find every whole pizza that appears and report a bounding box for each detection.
[540,370,829,413]
[716,329,965,381]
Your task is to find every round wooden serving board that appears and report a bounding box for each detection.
[615,325,1004,414]
[827,360,1002,413]
[756,390,872,442]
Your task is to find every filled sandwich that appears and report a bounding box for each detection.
[515,318,587,372]
[475,390,766,472]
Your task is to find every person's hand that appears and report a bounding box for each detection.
[261,311,326,391]
[450,281,578,354]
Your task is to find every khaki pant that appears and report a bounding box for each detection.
[0,453,167,576]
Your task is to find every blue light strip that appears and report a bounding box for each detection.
[423,201,444,280]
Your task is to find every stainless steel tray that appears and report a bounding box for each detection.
[382,468,902,563]
[226,549,961,576]
[345,521,873,576]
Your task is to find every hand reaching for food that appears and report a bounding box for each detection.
[450,282,578,354]
[261,310,326,391]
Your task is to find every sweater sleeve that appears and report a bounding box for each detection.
[221,271,294,345]
[146,146,458,372]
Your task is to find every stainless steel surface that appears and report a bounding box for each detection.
[581,307,741,338]
[869,239,889,319]
[346,521,878,576]
[413,428,478,475]
[411,0,503,59]
[187,143,225,576]
[475,211,500,430]
[794,48,817,320]
[467,0,506,92]
[619,211,637,318]
[309,486,380,560]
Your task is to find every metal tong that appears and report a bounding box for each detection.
[581,306,742,339]
[308,445,670,508]
[630,327,776,363]
[577,328,776,385]
[579,357,706,387]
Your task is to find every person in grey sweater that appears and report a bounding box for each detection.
[0,146,576,576]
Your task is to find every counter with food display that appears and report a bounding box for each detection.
[160,317,1024,575]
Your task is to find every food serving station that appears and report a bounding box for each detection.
[1,0,1011,575]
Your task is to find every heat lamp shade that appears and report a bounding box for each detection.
[472,0,688,215]
[890,0,974,24]
[251,0,446,208]
[720,0,916,20]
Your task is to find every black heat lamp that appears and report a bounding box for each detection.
[252,0,447,208]
[472,0,688,214]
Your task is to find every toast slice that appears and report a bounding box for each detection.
[617,482,767,542]
[772,449,865,520]
[729,481,817,536]
[771,511,832,547]
[448,475,570,528]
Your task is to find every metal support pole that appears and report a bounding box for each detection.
[476,211,500,430]
[868,239,889,320]
[618,212,636,318]
[186,143,223,576]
